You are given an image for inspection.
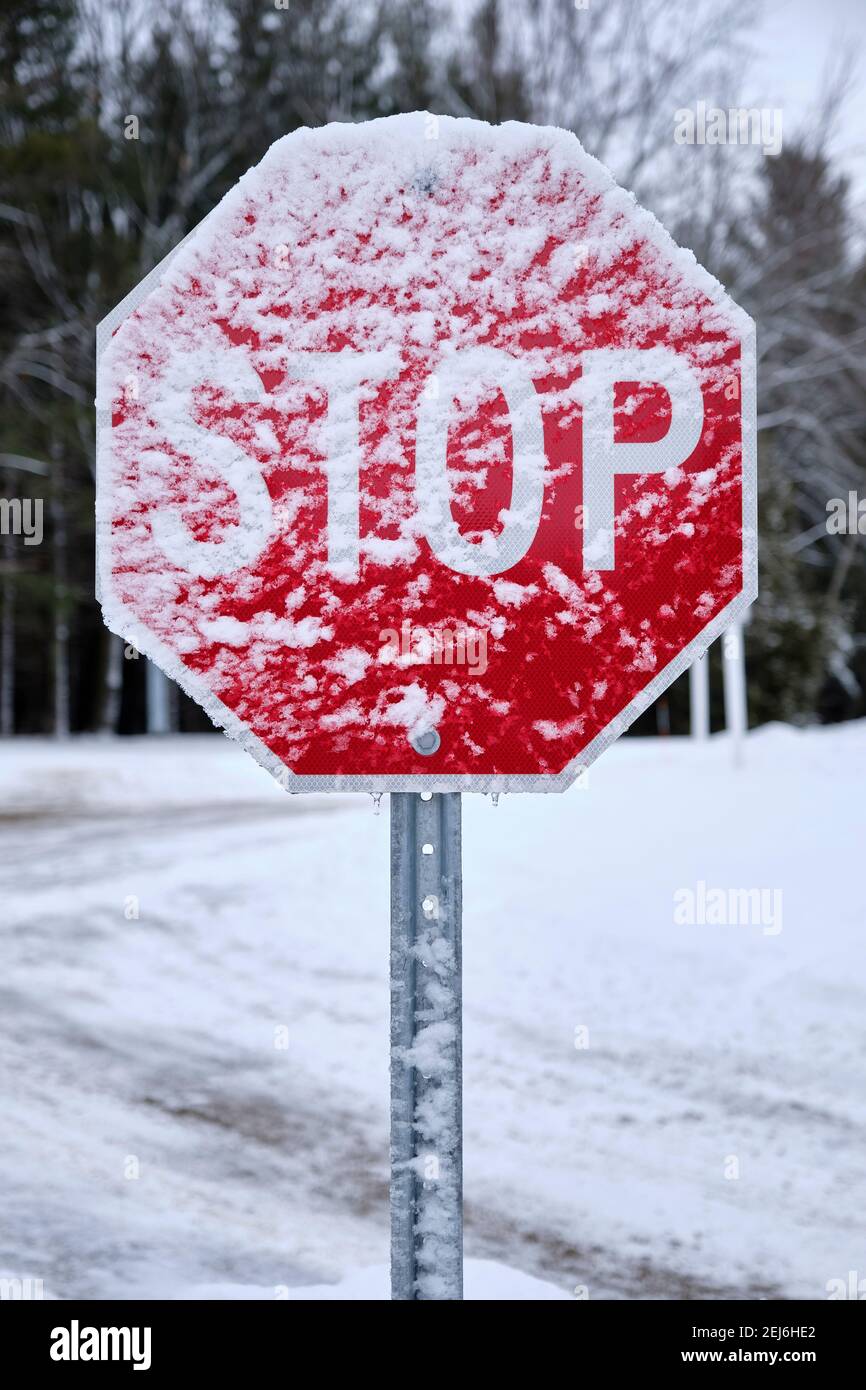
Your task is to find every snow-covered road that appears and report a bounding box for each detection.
[1,724,863,1299]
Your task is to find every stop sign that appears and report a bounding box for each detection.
[96,115,756,792]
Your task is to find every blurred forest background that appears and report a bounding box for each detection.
[1,0,864,737]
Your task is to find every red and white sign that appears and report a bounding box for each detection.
[97,115,756,792]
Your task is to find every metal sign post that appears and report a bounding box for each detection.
[390,791,463,1300]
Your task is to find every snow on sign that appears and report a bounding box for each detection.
[96,114,757,792]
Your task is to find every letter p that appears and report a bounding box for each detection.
[581,347,704,570]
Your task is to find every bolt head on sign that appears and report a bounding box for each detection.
[96,114,756,793]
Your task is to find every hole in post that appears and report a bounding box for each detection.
[422,843,434,855]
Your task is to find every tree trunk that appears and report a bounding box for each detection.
[689,651,710,739]
[99,631,124,735]
[51,449,70,738]
[145,661,172,734]
[0,529,14,736]
[722,623,748,767]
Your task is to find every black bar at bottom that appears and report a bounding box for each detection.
[3,1296,860,1371]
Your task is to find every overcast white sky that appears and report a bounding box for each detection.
[752,0,866,199]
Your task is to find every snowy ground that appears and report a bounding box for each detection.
[1,723,863,1301]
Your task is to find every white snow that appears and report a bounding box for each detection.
[173,1260,570,1301]
[325,647,373,686]
[0,721,863,1300]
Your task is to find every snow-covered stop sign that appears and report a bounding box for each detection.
[96,115,756,792]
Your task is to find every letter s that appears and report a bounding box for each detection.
[142,339,273,578]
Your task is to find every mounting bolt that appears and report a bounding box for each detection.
[411,727,441,756]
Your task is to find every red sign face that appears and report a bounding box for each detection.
[97,115,756,792]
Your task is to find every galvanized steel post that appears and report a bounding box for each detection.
[390,792,463,1300]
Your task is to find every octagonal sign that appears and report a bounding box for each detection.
[96,114,756,792]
